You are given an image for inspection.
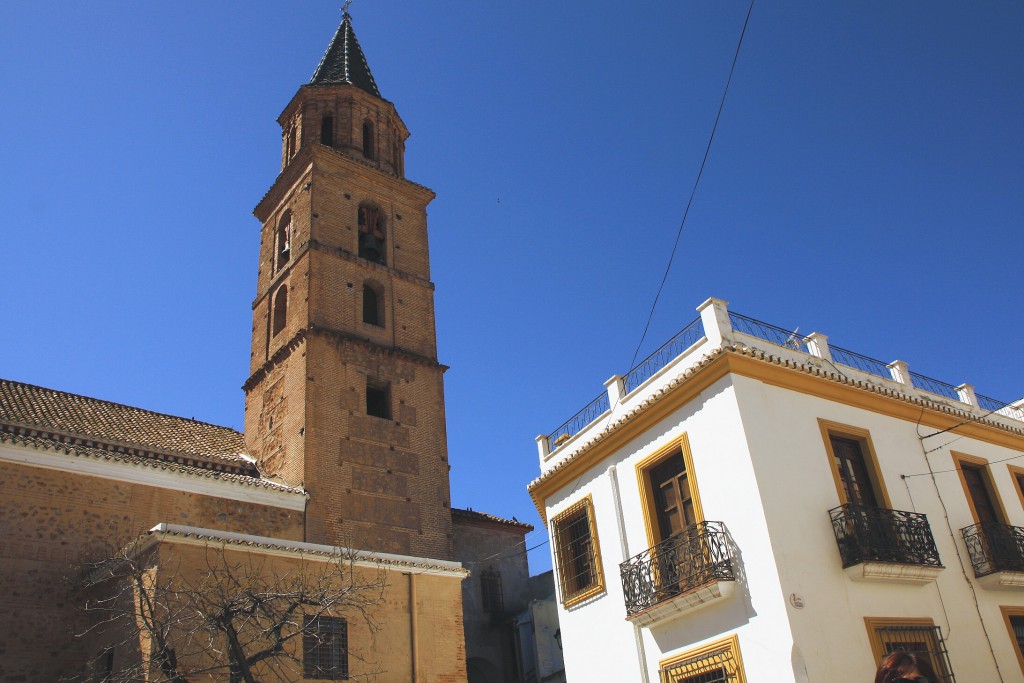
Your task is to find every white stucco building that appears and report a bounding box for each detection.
[529,297,1024,682]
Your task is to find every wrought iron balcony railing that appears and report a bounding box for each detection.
[829,504,942,568]
[962,522,1024,577]
[620,521,735,618]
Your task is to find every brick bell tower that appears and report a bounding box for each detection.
[244,13,453,560]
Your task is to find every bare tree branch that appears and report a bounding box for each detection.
[63,536,387,682]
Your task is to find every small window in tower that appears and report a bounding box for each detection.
[366,380,390,420]
[272,285,288,337]
[288,126,297,159]
[362,282,384,327]
[321,115,334,146]
[362,120,375,160]
[358,205,386,264]
[276,210,292,270]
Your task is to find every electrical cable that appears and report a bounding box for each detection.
[550,0,759,508]
[908,426,1006,681]
[513,0,759,589]
[627,0,756,372]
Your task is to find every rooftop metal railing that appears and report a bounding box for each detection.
[910,372,961,402]
[623,316,705,394]
[541,305,1021,455]
[727,312,809,353]
[829,345,892,379]
[546,392,611,451]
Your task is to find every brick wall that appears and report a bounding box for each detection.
[74,540,467,682]
[245,85,452,561]
[0,459,303,682]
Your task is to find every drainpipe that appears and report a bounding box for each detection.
[408,572,419,683]
[610,465,651,683]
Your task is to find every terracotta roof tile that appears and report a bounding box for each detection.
[451,507,534,532]
[0,378,252,471]
[0,429,300,494]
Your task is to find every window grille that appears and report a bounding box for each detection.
[480,566,503,614]
[304,616,348,680]
[551,497,603,605]
[660,644,740,683]
[875,624,955,683]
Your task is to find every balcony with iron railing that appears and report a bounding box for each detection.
[619,521,736,627]
[962,522,1024,590]
[537,298,1023,470]
[830,503,944,584]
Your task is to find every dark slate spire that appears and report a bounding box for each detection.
[309,13,382,98]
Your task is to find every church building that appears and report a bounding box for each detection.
[0,13,487,682]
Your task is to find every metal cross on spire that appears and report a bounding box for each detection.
[342,0,354,15]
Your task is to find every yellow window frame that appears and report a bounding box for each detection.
[550,494,605,608]
[635,433,705,551]
[819,419,892,508]
[658,634,746,683]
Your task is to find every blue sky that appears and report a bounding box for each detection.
[2,1,1021,572]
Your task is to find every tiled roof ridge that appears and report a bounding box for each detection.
[0,430,301,494]
[451,507,534,531]
[528,342,1024,492]
[0,377,244,438]
[0,422,251,475]
[0,377,253,472]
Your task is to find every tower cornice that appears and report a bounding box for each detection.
[242,325,447,394]
[254,145,434,222]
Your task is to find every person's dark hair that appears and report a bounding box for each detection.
[874,651,939,683]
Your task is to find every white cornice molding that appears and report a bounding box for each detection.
[144,523,468,578]
[0,441,306,511]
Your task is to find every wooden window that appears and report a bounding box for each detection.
[953,453,1007,525]
[362,120,375,160]
[819,420,891,508]
[551,495,604,606]
[964,465,998,522]
[276,210,291,270]
[272,285,287,337]
[831,436,878,507]
[303,616,348,680]
[1001,606,1024,675]
[358,205,385,264]
[636,434,704,548]
[659,635,746,683]
[480,566,503,614]
[650,452,697,540]
[366,380,390,419]
[362,282,383,327]
[321,115,334,146]
[864,617,954,682]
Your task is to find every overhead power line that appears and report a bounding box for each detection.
[628,0,757,371]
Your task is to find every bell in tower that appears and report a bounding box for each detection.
[357,205,385,264]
